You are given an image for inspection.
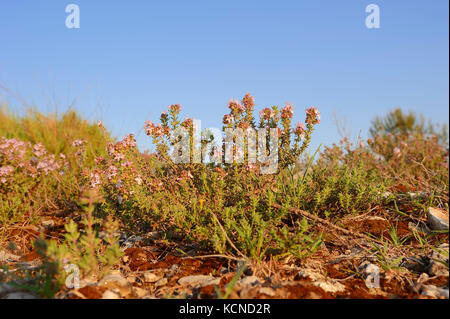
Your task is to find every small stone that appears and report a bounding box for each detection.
[0,283,15,294]
[421,285,449,299]
[102,290,121,299]
[122,255,129,263]
[41,219,55,228]
[132,287,149,298]
[239,276,261,287]
[259,287,275,297]
[155,277,168,287]
[4,292,38,299]
[98,274,132,297]
[143,271,160,283]
[166,264,179,277]
[427,207,449,231]
[178,275,220,287]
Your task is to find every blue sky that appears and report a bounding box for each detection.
[0,1,448,152]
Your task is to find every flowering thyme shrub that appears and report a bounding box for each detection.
[284,117,449,220]
[145,93,321,171]
[0,108,113,231]
[0,137,67,224]
[99,94,324,259]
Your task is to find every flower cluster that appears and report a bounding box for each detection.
[259,107,275,120]
[294,122,306,139]
[0,137,64,184]
[281,103,294,120]
[305,107,321,125]
[0,165,14,183]
[228,99,245,116]
[145,121,168,137]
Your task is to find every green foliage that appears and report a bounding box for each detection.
[0,99,448,299]
[44,189,123,280]
[370,108,448,146]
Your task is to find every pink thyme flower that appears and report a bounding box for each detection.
[228,99,245,115]
[33,143,47,157]
[294,122,306,139]
[122,134,136,148]
[181,117,193,129]
[242,93,255,111]
[169,104,182,113]
[238,121,250,130]
[121,161,133,168]
[260,108,275,120]
[223,114,234,125]
[0,165,14,177]
[89,172,102,189]
[281,102,294,120]
[106,165,118,180]
[305,107,321,125]
[144,121,155,136]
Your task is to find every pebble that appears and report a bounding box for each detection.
[143,271,161,283]
[41,220,55,228]
[102,290,121,299]
[155,277,168,287]
[421,285,449,299]
[98,274,132,297]
[166,264,179,277]
[4,292,38,299]
[427,207,449,231]
[178,275,220,287]
[259,287,276,297]
[132,287,149,298]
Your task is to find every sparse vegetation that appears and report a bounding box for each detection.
[0,96,448,299]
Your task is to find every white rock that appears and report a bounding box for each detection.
[41,220,55,228]
[98,274,132,297]
[0,283,15,295]
[4,292,38,299]
[259,287,276,296]
[178,275,220,287]
[298,269,346,293]
[102,290,121,299]
[155,277,168,287]
[427,207,449,231]
[421,285,449,299]
[143,271,160,283]
[132,287,149,298]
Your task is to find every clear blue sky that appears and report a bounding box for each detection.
[0,1,448,152]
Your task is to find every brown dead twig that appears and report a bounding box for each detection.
[271,203,386,246]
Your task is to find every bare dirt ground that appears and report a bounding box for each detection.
[2,203,448,300]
